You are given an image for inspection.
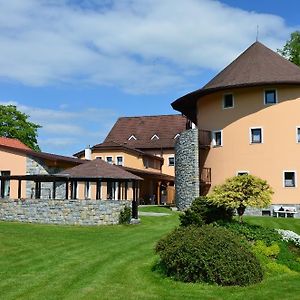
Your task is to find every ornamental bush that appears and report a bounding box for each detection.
[119,206,131,224]
[155,225,263,286]
[179,196,234,227]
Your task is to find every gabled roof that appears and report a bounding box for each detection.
[73,141,164,161]
[58,159,142,180]
[0,137,31,150]
[0,137,84,166]
[172,41,300,123]
[103,114,187,150]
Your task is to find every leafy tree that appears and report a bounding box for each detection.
[209,175,273,222]
[0,105,41,151]
[278,31,300,66]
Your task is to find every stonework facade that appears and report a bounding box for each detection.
[0,199,130,225]
[26,156,65,199]
[175,129,199,210]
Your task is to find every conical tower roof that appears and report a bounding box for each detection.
[172,42,300,123]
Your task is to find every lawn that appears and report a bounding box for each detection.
[0,209,300,300]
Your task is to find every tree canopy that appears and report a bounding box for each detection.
[0,105,41,151]
[278,31,300,66]
[209,174,273,221]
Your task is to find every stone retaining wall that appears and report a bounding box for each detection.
[244,205,300,218]
[0,199,131,225]
[175,129,199,210]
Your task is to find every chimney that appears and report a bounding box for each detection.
[84,145,92,160]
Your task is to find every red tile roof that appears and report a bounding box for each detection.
[0,137,31,150]
[104,114,187,150]
[58,159,142,180]
[172,41,300,123]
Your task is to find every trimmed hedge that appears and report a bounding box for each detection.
[155,225,263,286]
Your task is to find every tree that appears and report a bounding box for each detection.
[277,31,300,66]
[209,175,273,222]
[0,105,41,151]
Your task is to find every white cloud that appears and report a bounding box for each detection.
[0,101,117,155]
[0,0,297,93]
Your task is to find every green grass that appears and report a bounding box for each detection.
[0,213,299,299]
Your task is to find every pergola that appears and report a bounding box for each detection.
[0,159,142,201]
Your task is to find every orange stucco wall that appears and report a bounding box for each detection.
[197,85,300,204]
[145,149,175,176]
[0,148,27,198]
[87,149,161,173]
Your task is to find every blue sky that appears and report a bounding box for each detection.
[0,0,299,156]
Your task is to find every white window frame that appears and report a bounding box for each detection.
[212,130,223,147]
[296,126,300,143]
[236,170,249,176]
[105,156,113,164]
[168,156,175,167]
[283,170,297,188]
[115,155,124,166]
[128,135,137,141]
[151,134,159,140]
[222,93,234,109]
[85,181,91,199]
[249,127,263,144]
[264,89,277,105]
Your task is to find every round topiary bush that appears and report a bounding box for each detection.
[155,225,263,286]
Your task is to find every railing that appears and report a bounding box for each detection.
[200,167,211,184]
[199,130,211,147]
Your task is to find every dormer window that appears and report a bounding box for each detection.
[128,135,137,141]
[174,133,180,139]
[151,134,159,140]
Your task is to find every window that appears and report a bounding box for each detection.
[250,127,263,144]
[95,156,102,160]
[212,130,222,147]
[116,156,123,166]
[106,156,113,164]
[296,127,300,143]
[174,133,180,139]
[168,156,175,167]
[237,171,249,176]
[85,182,91,199]
[264,90,277,104]
[223,94,234,109]
[284,171,296,187]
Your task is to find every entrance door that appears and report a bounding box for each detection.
[0,171,11,198]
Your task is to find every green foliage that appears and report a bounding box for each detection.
[252,240,280,258]
[220,220,281,246]
[155,225,263,286]
[179,196,234,227]
[119,206,132,224]
[209,175,273,218]
[278,31,300,66]
[0,105,41,151]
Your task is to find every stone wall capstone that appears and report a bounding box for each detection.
[0,199,131,225]
[175,129,199,210]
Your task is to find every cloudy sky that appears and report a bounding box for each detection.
[0,0,299,155]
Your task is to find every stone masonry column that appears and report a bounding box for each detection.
[175,128,199,210]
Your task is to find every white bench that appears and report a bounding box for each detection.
[273,206,297,218]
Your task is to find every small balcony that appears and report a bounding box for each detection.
[199,130,211,148]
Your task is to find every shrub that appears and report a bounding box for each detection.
[119,206,131,224]
[179,196,234,227]
[219,220,281,246]
[276,229,300,247]
[252,240,280,258]
[155,225,263,286]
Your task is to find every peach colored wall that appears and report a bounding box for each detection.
[0,148,27,198]
[144,149,175,176]
[88,150,161,173]
[197,85,300,204]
